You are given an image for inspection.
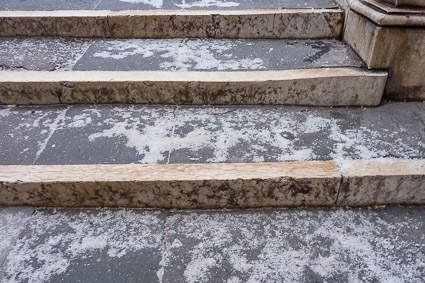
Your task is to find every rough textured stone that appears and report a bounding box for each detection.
[343,10,425,100]
[381,0,425,8]
[0,69,387,106]
[337,159,425,206]
[0,10,343,38]
[0,162,341,208]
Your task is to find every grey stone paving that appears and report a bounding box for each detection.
[0,207,34,279]
[0,102,424,165]
[0,0,339,11]
[0,37,363,72]
[0,206,424,282]
[0,37,92,71]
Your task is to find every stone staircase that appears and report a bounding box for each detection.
[0,0,424,208]
[1,0,425,282]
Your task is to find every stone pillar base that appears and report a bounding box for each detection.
[343,0,425,101]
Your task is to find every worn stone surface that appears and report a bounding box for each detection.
[0,37,91,71]
[0,37,364,71]
[162,207,425,282]
[0,102,424,165]
[338,159,425,206]
[382,0,425,7]
[0,0,339,10]
[0,0,101,10]
[344,10,425,100]
[74,38,364,71]
[0,162,342,208]
[0,207,34,279]
[0,10,343,38]
[106,10,343,39]
[0,105,68,165]
[1,207,425,282]
[1,208,166,283]
[0,69,387,106]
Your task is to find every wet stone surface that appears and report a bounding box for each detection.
[0,37,363,72]
[0,0,339,11]
[0,206,424,282]
[0,102,424,165]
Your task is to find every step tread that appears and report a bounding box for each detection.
[0,38,364,72]
[1,206,424,282]
[0,0,339,11]
[0,102,423,165]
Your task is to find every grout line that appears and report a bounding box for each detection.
[166,106,179,164]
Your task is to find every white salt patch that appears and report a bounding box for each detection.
[119,0,163,8]
[34,107,70,162]
[163,209,425,282]
[175,0,240,8]
[3,210,163,283]
[93,39,265,71]
[84,107,423,164]
[67,113,93,128]
[0,107,12,118]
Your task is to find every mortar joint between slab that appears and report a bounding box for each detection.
[335,172,344,206]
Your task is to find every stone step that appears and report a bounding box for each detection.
[1,206,424,282]
[0,102,424,207]
[0,37,387,106]
[0,0,343,38]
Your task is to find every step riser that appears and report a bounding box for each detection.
[0,10,343,38]
[0,69,386,106]
[0,160,423,208]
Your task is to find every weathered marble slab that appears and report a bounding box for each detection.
[1,102,423,165]
[0,162,342,207]
[0,69,387,106]
[1,208,166,283]
[381,0,425,8]
[0,38,365,72]
[338,159,425,205]
[344,9,425,100]
[0,0,339,11]
[0,10,344,38]
[0,159,424,207]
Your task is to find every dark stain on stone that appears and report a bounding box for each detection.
[303,41,332,63]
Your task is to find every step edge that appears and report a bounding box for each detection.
[0,68,388,83]
[0,9,344,17]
